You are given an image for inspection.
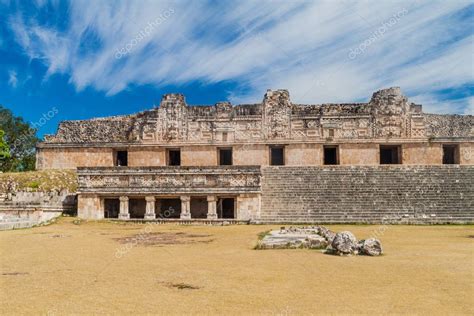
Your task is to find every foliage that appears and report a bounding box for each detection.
[0,129,10,160]
[0,105,39,172]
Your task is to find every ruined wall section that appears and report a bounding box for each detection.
[45,115,138,143]
[424,114,474,138]
[41,87,472,147]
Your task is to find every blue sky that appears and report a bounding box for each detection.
[0,0,473,137]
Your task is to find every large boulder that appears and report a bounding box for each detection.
[331,231,357,255]
[360,238,383,256]
[325,230,336,243]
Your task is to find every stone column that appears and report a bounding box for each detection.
[144,196,156,220]
[207,196,218,219]
[180,196,191,219]
[119,196,130,220]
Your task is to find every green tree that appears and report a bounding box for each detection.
[0,105,39,172]
[0,129,10,159]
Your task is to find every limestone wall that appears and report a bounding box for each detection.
[181,146,217,166]
[77,194,102,219]
[37,147,113,169]
[403,143,443,165]
[233,144,269,166]
[460,142,474,164]
[339,143,379,165]
[285,144,321,165]
[260,166,474,224]
[37,141,474,169]
[0,170,78,229]
[128,147,165,167]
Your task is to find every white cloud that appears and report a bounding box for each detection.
[7,0,474,113]
[8,70,18,88]
[410,93,467,114]
[464,97,474,115]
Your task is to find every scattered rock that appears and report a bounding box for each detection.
[256,226,382,256]
[360,238,383,256]
[331,231,357,255]
[324,230,336,243]
[304,235,328,249]
[72,219,83,225]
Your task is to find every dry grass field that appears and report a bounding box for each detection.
[1,218,473,315]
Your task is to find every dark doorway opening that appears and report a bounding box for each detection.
[129,198,146,219]
[115,150,128,166]
[380,145,401,164]
[190,197,207,219]
[324,146,339,165]
[158,199,181,219]
[219,148,233,165]
[168,149,181,166]
[218,198,235,219]
[104,198,120,218]
[443,145,459,164]
[270,146,285,165]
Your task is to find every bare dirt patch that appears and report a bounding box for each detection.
[158,281,201,290]
[114,232,214,246]
[2,272,29,276]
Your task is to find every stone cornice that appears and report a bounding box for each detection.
[37,137,473,149]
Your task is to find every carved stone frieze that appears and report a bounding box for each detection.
[77,166,262,194]
[41,87,473,145]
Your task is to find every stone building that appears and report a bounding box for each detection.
[36,87,474,223]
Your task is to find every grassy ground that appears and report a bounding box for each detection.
[0,218,473,315]
[0,170,77,193]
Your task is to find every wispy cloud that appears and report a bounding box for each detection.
[465,97,474,115]
[6,0,474,112]
[8,70,18,88]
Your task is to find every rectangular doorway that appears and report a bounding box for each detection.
[190,197,207,219]
[104,198,120,218]
[218,148,233,165]
[129,198,146,219]
[114,150,128,166]
[323,145,339,165]
[443,145,459,164]
[167,149,181,166]
[218,198,235,219]
[380,145,402,164]
[158,199,181,219]
[270,146,285,165]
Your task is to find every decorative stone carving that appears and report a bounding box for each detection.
[41,87,473,145]
[262,89,291,139]
[157,94,188,142]
[77,167,262,195]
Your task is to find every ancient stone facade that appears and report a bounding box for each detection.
[36,87,474,222]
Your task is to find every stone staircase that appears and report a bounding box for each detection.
[259,165,474,224]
